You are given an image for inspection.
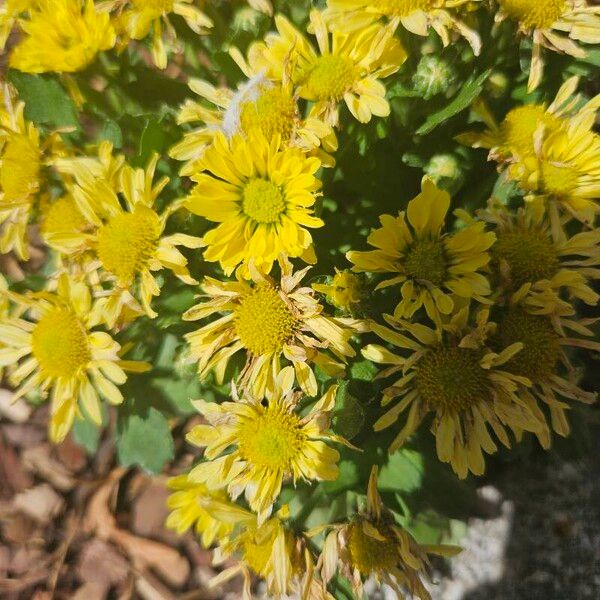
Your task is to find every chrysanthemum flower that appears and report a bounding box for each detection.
[320,466,460,598]
[247,0,272,15]
[0,86,63,260]
[508,118,600,225]
[493,304,599,450]
[347,179,495,324]
[165,474,235,548]
[495,0,600,90]
[364,308,544,478]
[0,0,33,50]
[46,152,202,326]
[40,195,89,248]
[115,0,212,69]
[313,269,367,314]
[184,131,324,276]
[241,10,406,125]
[482,199,600,310]
[183,259,356,398]
[323,0,482,55]
[170,74,337,175]
[0,275,149,442]
[9,0,116,73]
[206,504,325,600]
[459,75,599,163]
[186,371,345,520]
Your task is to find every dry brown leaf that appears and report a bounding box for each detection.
[13,483,63,524]
[0,434,33,495]
[0,389,32,423]
[131,478,174,543]
[77,539,129,590]
[135,571,176,600]
[72,582,110,600]
[22,444,75,491]
[56,434,88,473]
[86,469,190,589]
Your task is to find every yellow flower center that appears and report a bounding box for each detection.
[132,0,173,14]
[495,309,560,381]
[237,402,306,471]
[540,161,579,198]
[41,197,87,235]
[404,238,448,285]
[239,87,297,141]
[96,204,161,284]
[31,307,91,379]
[234,284,297,355]
[0,134,41,201]
[241,178,287,224]
[416,346,489,411]
[304,55,358,101]
[492,227,559,287]
[347,519,398,575]
[500,105,560,157]
[372,0,436,16]
[499,0,566,29]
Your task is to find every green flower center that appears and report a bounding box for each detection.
[234,284,297,355]
[239,87,297,141]
[495,309,560,381]
[498,0,566,29]
[237,403,306,470]
[241,178,286,224]
[347,519,398,575]
[416,346,489,411]
[492,227,559,287]
[96,204,161,284]
[404,238,448,286]
[32,308,91,379]
[304,55,358,101]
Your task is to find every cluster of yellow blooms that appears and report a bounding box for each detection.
[1,1,600,598]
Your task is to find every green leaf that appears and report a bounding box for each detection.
[135,116,167,166]
[99,120,123,148]
[416,70,492,135]
[8,72,78,128]
[349,359,378,382]
[332,381,365,439]
[322,459,360,494]
[378,449,424,494]
[72,418,101,454]
[117,407,174,474]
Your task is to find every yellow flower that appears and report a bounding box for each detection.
[0,274,149,442]
[186,372,345,520]
[9,0,115,73]
[184,131,324,276]
[183,258,356,398]
[496,0,600,90]
[508,118,600,225]
[241,10,406,125]
[0,0,33,50]
[207,505,326,600]
[47,150,203,326]
[0,85,62,260]
[364,307,544,478]
[459,76,599,163]
[165,474,235,548]
[347,179,496,324]
[0,275,9,381]
[323,0,482,55]
[247,0,272,15]
[493,303,599,449]
[170,74,337,176]
[482,199,600,310]
[320,467,460,598]
[313,269,367,314]
[116,0,212,69]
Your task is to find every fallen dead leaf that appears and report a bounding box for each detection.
[0,389,32,423]
[135,571,176,600]
[13,483,63,524]
[23,444,75,491]
[56,434,88,473]
[72,582,109,600]
[1,511,38,544]
[0,434,33,496]
[77,538,129,590]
